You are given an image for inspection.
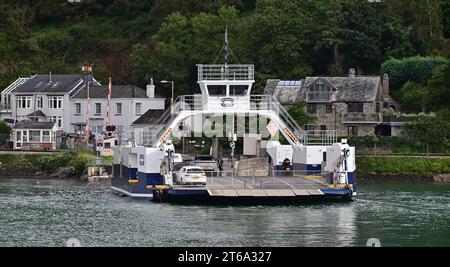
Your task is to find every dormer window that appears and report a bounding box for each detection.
[307,83,332,102]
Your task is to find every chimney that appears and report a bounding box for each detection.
[49,71,52,83]
[147,78,155,98]
[348,68,356,78]
[383,74,389,96]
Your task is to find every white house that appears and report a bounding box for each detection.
[70,83,165,141]
[1,74,166,142]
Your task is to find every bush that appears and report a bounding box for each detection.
[381,56,449,92]
[357,156,450,176]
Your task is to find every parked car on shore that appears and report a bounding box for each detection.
[193,155,219,176]
[176,166,207,186]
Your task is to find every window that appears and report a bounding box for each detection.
[95,103,102,115]
[307,83,332,102]
[207,85,226,96]
[230,85,249,96]
[116,103,123,115]
[307,104,316,114]
[305,125,315,131]
[135,103,142,115]
[42,131,51,142]
[326,104,333,113]
[29,131,41,142]
[348,126,358,136]
[16,131,22,142]
[48,96,63,109]
[376,103,381,113]
[22,131,28,142]
[347,102,364,113]
[75,103,81,115]
[37,97,43,109]
[50,116,63,128]
[16,96,32,109]
[320,125,327,131]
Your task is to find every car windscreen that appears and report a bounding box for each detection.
[187,169,204,174]
[195,156,214,161]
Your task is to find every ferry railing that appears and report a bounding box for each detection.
[198,64,255,81]
[172,169,332,189]
[250,95,307,143]
[133,95,204,146]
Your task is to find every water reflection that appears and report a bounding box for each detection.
[0,179,448,247]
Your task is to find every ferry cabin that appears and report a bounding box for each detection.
[13,121,60,151]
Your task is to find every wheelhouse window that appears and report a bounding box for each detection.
[207,85,226,96]
[307,83,332,102]
[348,102,364,113]
[17,96,32,109]
[230,85,249,96]
[48,96,63,109]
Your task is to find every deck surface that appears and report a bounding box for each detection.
[172,175,330,191]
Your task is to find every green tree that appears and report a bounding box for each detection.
[130,43,153,86]
[403,114,450,152]
[399,82,427,113]
[426,63,450,112]
[288,103,315,127]
[0,121,11,135]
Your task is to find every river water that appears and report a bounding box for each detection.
[0,178,448,247]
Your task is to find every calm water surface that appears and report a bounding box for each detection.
[0,178,449,247]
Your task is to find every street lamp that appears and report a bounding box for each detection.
[161,80,174,115]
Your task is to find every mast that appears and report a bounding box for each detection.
[224,26,229,68]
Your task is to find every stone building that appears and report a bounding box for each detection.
[265,69,398,137]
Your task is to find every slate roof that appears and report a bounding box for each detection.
[13,121,57,130]
[303,77,381,102]
[132,109,168,125]
[265,76,382,105]
[13,75,84,94]
[72,85,163,99]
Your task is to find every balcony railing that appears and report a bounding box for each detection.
[306,92,332,103]
[198,64,254,81]
[342,113,382,124]
[382,115,413,126]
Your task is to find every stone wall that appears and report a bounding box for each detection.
[304,102,378,136]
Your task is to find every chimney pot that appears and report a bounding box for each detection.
[147,84,155,98]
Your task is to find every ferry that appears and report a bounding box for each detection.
[112,32,356,204]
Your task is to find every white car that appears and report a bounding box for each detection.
[176,166,207,186]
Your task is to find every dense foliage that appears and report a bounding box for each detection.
[357,156,450,176]
[0,0,448,97]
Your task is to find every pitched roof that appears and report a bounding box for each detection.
[13,121,57,130]
[72,85,163,99]
[303,77,381,102]
[268,80,304,105]
[132,109,168,125]
[14,75,84,94]
[26,110,47,118]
